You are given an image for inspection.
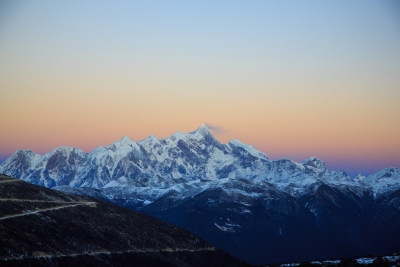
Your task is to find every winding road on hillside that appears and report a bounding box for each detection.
[0,247,216,261]
[0,179,20,184]
[0,201,97,221]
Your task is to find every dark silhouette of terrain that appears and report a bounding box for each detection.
[0,174,247,267]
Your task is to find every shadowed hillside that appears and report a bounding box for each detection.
[0,174,247,267]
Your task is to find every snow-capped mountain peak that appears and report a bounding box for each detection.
[228,139,268,160]
[0,125,399,197]
[362,167,400,194]
[106,135,140,152]
[302,157,326,170]
[91,146,107,155]
[121,135,132,143]
[191,124,212,135]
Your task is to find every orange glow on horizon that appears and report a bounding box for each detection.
[1,1,399,175]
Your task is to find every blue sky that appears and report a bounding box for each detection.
[1,0,399,176]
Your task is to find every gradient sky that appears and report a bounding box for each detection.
[1,0,399,176]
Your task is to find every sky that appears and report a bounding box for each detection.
[0,0,399,176]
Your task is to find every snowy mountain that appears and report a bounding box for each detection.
[1,125,400,264]
[2,125,397,197]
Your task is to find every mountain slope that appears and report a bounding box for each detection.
[0,174,245,267]
[141,181,400,264]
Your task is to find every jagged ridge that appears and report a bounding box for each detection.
[0,125,398,199]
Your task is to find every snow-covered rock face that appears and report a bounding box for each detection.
[302,157,326,170]
[0,126,398,199]
[362,167,400,195]
[0,147,88,187]
[0,149,41,179]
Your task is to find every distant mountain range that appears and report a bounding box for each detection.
[1,125,400,264]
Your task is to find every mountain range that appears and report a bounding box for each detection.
[1,125,399,264]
